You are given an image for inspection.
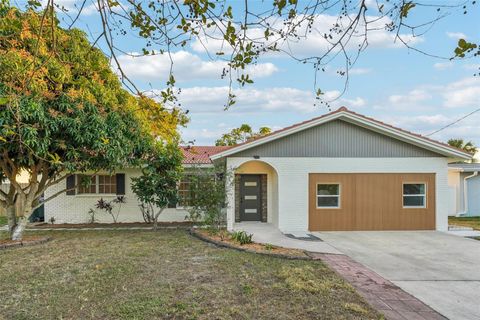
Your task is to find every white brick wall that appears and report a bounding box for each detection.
[44,168,188,224]
[227,157,451,232]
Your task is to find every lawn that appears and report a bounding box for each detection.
[0,229,379,320]
[0,216,6,226]
[449,216,480,230]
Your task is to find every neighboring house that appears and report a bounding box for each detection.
[448,163,480,217]
[45,107,471,230]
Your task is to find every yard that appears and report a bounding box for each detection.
[449,216,480,230]
[0,229,380,320]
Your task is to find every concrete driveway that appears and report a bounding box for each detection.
[314,231,480,320]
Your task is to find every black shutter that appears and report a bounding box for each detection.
[167,196,177,208]
[66,175,75,195]
[116,173,125,195]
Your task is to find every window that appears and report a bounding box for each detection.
[77,175,96,194]
[178,175,194,207]
[77,175,117,194]
[403,183,426,208]
[99,175,117,194]
[317,184,340,208]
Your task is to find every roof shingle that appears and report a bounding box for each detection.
[181,145,231,164]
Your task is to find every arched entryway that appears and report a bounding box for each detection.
[233,160,279,226]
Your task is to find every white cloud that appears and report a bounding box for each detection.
[442,78,480,107]
[153,86,365,114]
[349,68,372,75]
[191,14,423,58]
[464,64,480,71]
[388,89,431,105]
[380,113,480,144]
[117,51,278,82]
[446,32,467,40]
[433,62,454,70]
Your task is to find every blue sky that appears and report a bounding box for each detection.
[23,0,480,147]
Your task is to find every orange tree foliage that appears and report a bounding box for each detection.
[0,5,186,239]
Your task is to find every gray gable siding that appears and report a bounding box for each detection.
[231,120,442,158]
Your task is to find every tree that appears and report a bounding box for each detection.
[0,7,184,240]
[216,124,271,146]
[448,139,478,155]
[131,143,183,230]
[186,163,232,230]
[11,0,477,108]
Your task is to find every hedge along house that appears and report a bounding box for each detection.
[210,107,471,233]
[43,146,230,224]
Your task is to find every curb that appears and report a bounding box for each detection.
[189,228,312,260]
[0,237,51,250]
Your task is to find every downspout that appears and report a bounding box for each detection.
[459,171,479,216]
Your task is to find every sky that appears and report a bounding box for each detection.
[20,0,480,147]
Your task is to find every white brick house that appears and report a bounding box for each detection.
[45,107,471,231]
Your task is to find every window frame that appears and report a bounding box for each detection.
[177,174,194,209]
[402,182,427,209]
[76,174,117,195]
[316,183,341,209]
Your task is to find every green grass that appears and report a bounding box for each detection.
[0,216,6,226]
[0,229,380,320]
[449,216,480,230]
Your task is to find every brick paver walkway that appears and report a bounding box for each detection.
[310,253,447,320]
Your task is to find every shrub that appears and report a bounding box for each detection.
[230,231,253,245]
[264,243,275,251]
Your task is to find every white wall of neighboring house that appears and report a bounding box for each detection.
[226,157,451,232]
[447,170,462,216]
[44,168,189,224]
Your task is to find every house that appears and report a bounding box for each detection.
[448,163,480,217]
[45,107,471,230]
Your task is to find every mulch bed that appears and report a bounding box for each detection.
[31,221,194,229]
[0,236,51,250]
[191,228,311,260]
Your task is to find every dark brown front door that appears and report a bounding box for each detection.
[240,175,262,221]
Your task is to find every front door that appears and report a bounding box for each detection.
[240,175,262,221]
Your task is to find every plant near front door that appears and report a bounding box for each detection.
[186,164,233,230]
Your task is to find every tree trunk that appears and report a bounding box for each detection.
[6,205,16,235]
[11,196,33,241]
[153,208,165,231]
[11,216,28,241]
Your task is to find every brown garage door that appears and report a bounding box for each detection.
[309,173,435,231]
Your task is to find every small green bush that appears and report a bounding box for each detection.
[230,231,253,245]
[264,243,275,251]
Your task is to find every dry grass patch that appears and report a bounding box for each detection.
[0,229,381,319]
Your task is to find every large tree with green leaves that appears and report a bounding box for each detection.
[215,124,271,146]
[0,6,185,240]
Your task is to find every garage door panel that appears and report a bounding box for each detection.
[309,173,435,231]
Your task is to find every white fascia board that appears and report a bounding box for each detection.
[211,111,471,160]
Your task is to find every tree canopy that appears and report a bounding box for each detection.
[131,142,183,229]
[0,6,185,240]
[447,139,478,155]
[215,124,271,146]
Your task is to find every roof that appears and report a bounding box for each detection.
[210,107,472,160]
[448,163,480,172]
[181,146,231,164]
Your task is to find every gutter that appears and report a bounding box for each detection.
[459,171,479,216]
